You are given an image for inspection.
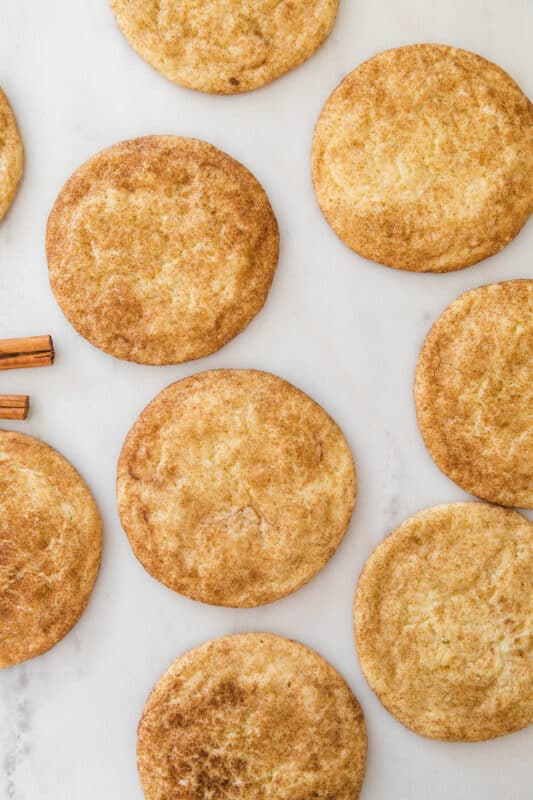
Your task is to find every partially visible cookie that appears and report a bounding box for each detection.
[415,280,533,508]
[117,369,356,607]
[138,633,367,799]
[110,0,338,94]
[0,88,23,222]
[0,431,102,668]
[46,136,279,364]
[354,503,533,741]
[312,44,533,272]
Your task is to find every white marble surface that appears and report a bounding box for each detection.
[0,0,532,797]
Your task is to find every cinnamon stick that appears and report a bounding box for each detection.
[0,335,54,370]
[0,395,29,420]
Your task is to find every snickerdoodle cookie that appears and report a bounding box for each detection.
[354,502,533,741]
[0,431,102,668]
[416,280,532,508]
[117,369,356,606]
[0,88,23,222]
[312,45,533,272]
[137,633,367,799]
[110,0,338,94]
[46,136,279,364]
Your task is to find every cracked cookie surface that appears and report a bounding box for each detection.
[0,87,23,222]
[110,0,338,94]
[312,44,533,272]
[117,369,356,607]
[0,431,102,668]
[137,633,367,799]
[416,280,533,508]
[353,503,533,740]
[46,136,279,364]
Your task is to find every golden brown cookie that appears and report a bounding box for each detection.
[138,633,367,799]
[416,280,533,508]
[0,88,23,222]
[354,502,533,741]
[117,369,356,606]
[312,44,533,272]
[46,136,279,364]
[0,431,102,668]
[110,0,338,94]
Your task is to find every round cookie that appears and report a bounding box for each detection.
[312,44,533,272]
[117,369,356,607]
[0,88,23,222]
[416,280,533,508]
[46,136,279,365]
[354,503,533,741]
[0,431,102,668]
[138,633,367,799]
[110,0,338,94]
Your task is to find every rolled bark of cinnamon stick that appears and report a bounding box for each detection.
[0,395,29,419]
[0,335,54,370]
